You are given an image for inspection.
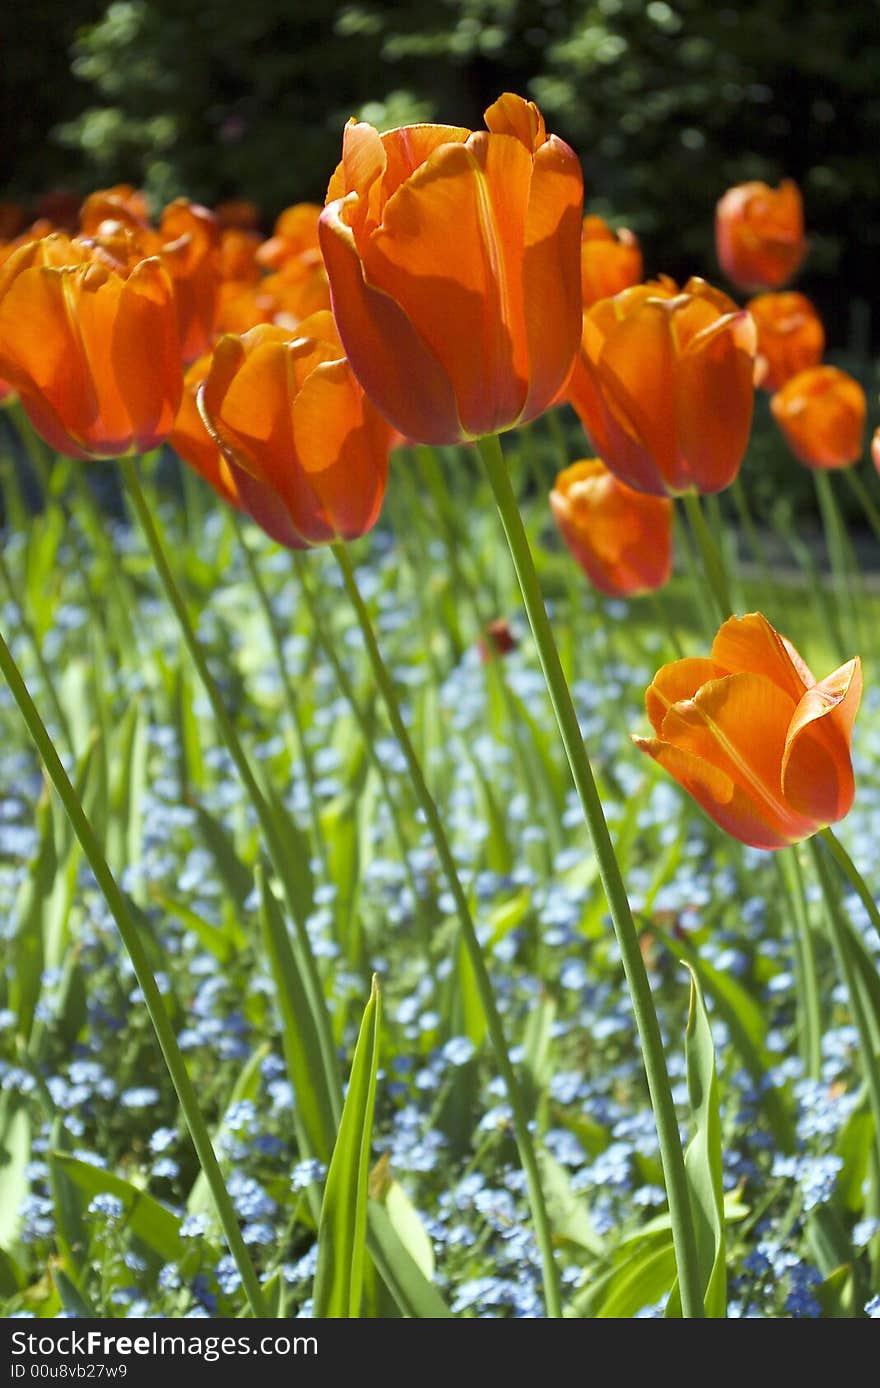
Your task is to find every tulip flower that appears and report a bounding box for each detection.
[771,365,866,470]
[872,427,880,476]
[256,204,332,323]
[579,215,643,309]
[715,179,807,292]
[747,292,824,392]
[634,612,861,850]
[214,199,261,231]
[80,190,221,361]
[550,459,672,597]
[566,277,756,496]
[187,311,390,548]
[478,617,519,662]
[319,92,583,445]
[0,232,183,459]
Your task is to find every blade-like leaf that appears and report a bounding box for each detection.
[258,867,338,1168]
[666,965,726,1318]
[313,976,381,1318]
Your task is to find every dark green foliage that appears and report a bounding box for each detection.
[5,1,880,345]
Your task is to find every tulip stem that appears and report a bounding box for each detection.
[330,537,564,1320]
[729,477,777,607]
[813,471,863,654]
[120,458,342,1125]
[842,467,880,549]
[476,432,705,1319]
[820,827,880,949]
[776,849,822,1080]
[809,838,880,1170]
[232,511,328,870]
[290,549,439,979]
[0,624,270,1319]
[681,489,734,622]
[0,542,74,754]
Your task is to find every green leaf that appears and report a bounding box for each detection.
[9,790,55,1040]
[0,1106,31,1247]
[258,867,338,1168]
[313,976,381,1318]
[538,1150,604,1257]
[187,1044,269,1216]
[382,1179,434,1280]
[648,920,794,1151]
[365,1202,451,1319]
[666,966,726,1318]
[816,1263,858,1317]
[573,1233,677,1318]
[192,800,253,907]
[52,1156,189,1263]
[52,1266,97,1317]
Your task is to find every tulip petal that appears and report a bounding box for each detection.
[0,264,97,454]
[290,358,388,541]
[483,93,547,150]
[364,134,532,437]
[782,657,862,823]
[319,199,462,444]
[645,658,720,736]
[632,737,796,850]
[710,612,813,699]
[674,311,755,493]
[520,136,584,425]
[113,258,183,453]
[593,300,678,490]
[660,672,815,842]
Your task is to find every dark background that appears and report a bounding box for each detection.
[3,1,879,516]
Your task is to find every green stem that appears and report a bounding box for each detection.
[809,839,880,1170]
[0,543,74,753]
[0,626,268,1318]
[291,550,438,978]
[647,587,684,660]
[729,477,776,603]
[330,537,563,1320]
[820,827,880,949]
[673,509,718,643]
[476,433,704,1319]
[842,467,880,549]
[776,849,822,1080]
[233,512,328,868]
[120,457,341,1122]
[681,489,733,623]
[813,470,862,653]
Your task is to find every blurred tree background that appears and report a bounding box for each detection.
[3,0,879,517]
[5,0,879,347]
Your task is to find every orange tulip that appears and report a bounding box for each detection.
[566,277,756,497]
[187,311,390,548]
[715,179,807,292]
[214,199,261,231]
[219,228,264,285]
[478,617,519,662]
[319,92,583,445]
[550,459,672,597]
[580,215,643,308]
[634,612,861,850]
[254,204,331,324]
[747,292,825,392]
[80,190,220,362]
[771,366,866,470]
[0,232,182,460]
